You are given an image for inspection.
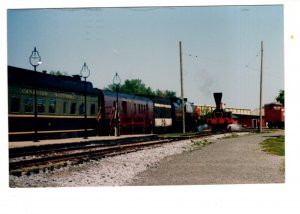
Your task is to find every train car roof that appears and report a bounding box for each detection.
[264,102,283,107]
[8,66,98,95]
[102,90,152,102]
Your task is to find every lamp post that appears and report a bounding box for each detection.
[29,47,42,142]
[113,72,121,136]
[80,62,90,139]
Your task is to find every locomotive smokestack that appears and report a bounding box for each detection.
[214,92,222,109]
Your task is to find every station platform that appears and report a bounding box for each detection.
[9,134,158,150]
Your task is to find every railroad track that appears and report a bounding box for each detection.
[9,138,173,176]
[9,131,229,176]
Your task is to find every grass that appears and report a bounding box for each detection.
[192,139,213,147]
[260,135,285,174]
[188,139,214,152]
[260,135,285,156]
[159,132,198,138]
[159,133,185,137]
[222,133,239,139]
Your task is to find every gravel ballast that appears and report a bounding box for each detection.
[9,131,284,187]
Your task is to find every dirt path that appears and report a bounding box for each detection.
[130,131,285,185]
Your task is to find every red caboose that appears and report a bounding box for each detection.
[264,103,284,128]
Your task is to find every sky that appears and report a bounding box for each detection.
[7,5,284,110]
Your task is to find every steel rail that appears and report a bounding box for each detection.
[9,139,172,176]
[9,131,229,176]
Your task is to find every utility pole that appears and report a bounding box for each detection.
[179,41,186,133]
[259,41,263,133]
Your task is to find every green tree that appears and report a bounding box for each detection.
[49,70,69,76]
[106,79,152,95]
[276,89,284,105]
[105,78,176,98]
[155,89,164,97]
[154,89,177,98]
[164,90,176,98]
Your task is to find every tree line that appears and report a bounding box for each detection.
[105,79,176,98]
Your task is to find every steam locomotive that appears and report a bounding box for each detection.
[207,92,234,131]
[8,66,198,141]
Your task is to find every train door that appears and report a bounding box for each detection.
[252,119,257,128]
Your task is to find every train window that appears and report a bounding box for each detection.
[63,102,67,114]
[37,98,45,113]
[49,99,56,114]
[90,104,96,115]
[24,98,34,113]
[79,103,85,115]
[157,107,163,117]
[70,103,77,114]
[134,104,136,114]
[122,101,127,115]
[154,105,171,118]
[10,97,20,113]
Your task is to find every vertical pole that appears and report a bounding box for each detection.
[179,41,186,133]
[34,65,38,142]
[259,41,263,133]
[84,77,88,139]
[116,85,120,136]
